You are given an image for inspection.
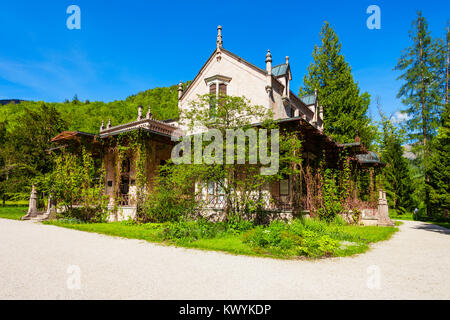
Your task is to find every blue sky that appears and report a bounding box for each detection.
[0,0,448,121]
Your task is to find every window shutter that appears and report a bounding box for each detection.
[210,84,216,95]
[280,179,289,195]
[219,83,227,96]
[209,84,217,118]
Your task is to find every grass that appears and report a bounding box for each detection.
[2,200,29,206]
[426,221,450,230]
[389,209,450,230]
[389,209,414,221]
[0,206,27,220]
[42,217,399,260]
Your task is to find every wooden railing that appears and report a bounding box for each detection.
[118,194,136,206]
[197,195,294,211]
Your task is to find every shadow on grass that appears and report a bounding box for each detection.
[411,222,450,235]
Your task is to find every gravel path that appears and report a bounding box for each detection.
[0,218,449,299]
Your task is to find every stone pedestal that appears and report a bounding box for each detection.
[377,190,395,226]
[42,194,56,219]
[22,185,39,220]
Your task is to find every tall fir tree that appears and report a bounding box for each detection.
[435,24,449,113]
[379,114,414,214]
[0,121,7,205]
[394,12,444,216]
[426,97,450,219]
[299,22,375,147]
[395,12,443,147]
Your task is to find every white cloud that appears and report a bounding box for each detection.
[391,111,410,124]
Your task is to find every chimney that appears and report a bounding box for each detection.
[178,81,183,100]
[107,119,112,129]
[100,121,105,132]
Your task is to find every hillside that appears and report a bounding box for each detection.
[0,82,190,133]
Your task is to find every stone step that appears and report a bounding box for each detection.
[22,212,51,221]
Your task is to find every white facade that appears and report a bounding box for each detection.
[175,26,322,135]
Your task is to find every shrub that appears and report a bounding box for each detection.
[121,217,138,226]
[243,218,341,258]
[333,215,348,226]
[162,218,226,242]
[53,217,86,224]
[317,169,343,221]
[224,215,255,234]
[56,206,107,223]
[141,186,197,223]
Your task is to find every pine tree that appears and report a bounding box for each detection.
[395,12,442,147]
[395,12,444,216]
[299,22,375,147]
[426,100,450,219]
[0,121,7,205]
[435,24,449,114]
[380,114,414,214]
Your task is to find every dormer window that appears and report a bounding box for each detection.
[205,74,231,117]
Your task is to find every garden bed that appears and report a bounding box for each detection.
[43,217,399,259]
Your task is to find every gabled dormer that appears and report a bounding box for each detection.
[271,56,292,101]
[176,26,322,133]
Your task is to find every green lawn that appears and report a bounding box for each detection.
[43,218,399,259]
[2,200,29,206]
[389,209,450,230]
[389,209,414,221]
[427,221,450,229]
[0,206,27,220]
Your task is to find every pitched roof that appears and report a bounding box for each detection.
[51,131,96,142]
[300,94,316,106]
[99,118,177,139]
[179,48,287,101]
[356,151,384,166]
[271,64,288,77]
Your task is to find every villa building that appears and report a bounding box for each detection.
[50,26,391,225]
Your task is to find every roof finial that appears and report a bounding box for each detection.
[178,81,183,100]
[137,105,143,120]
[217,25,223,49]
[266,50,272,74]
[265,49,272,62]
